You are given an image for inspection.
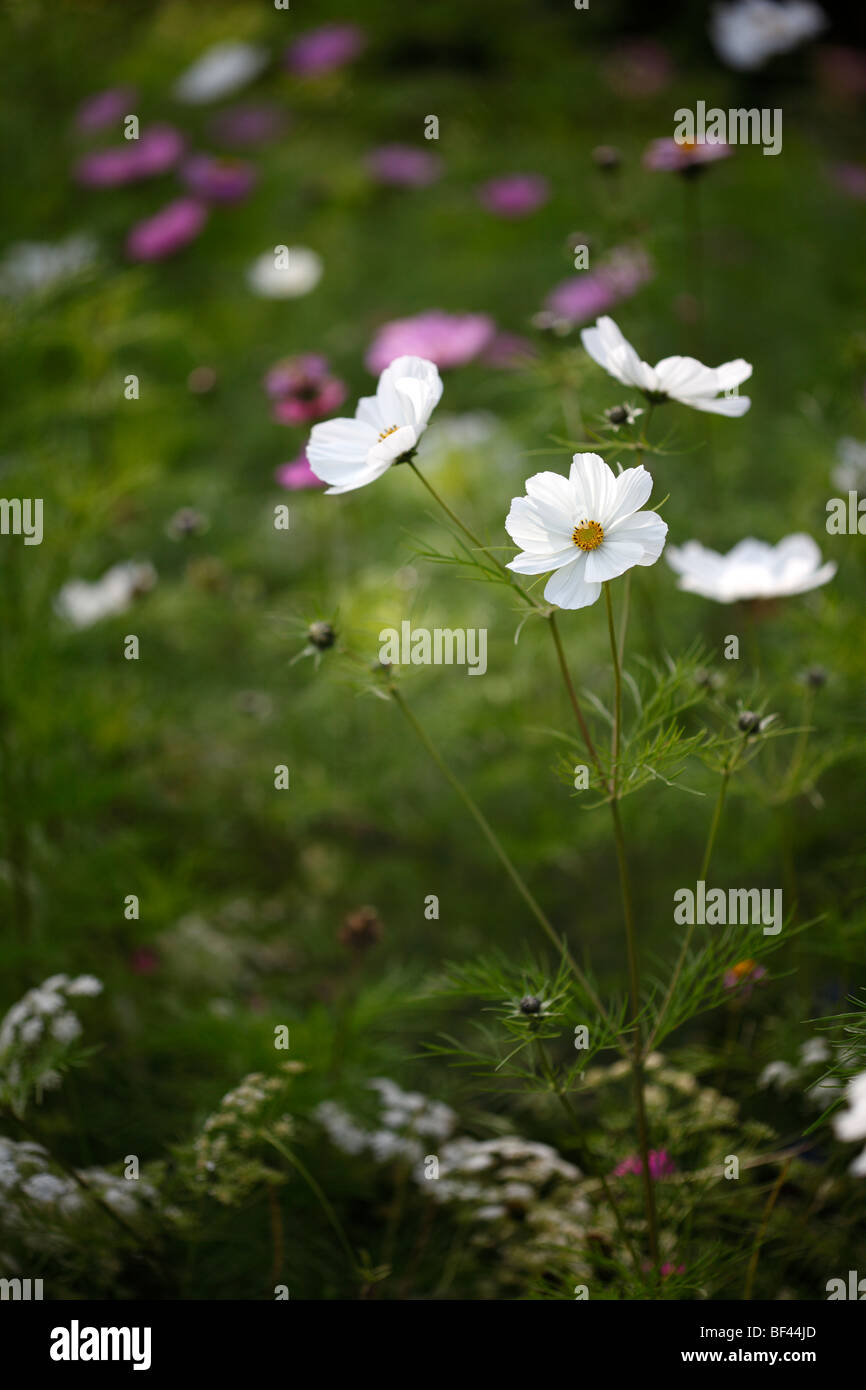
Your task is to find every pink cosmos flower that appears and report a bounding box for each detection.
[829,162,866,200]
[209,103,287,148]
[815,45,866,101]
[604,39,673,98]
[482,332,537,368]
[75,86,137,135]
[364,145,443,187]
[129,947,160,975]
[181,154,257,204]
[265,355,347,425]
[723,959,767,996]
[74,124,185,187]
[661,1263,686,1278]
[365,310,496,374]
[477,173,550,218]
[614,1150,675,1180]
[285,24,365,77]
[125,198,208,262]
[544,247,652,327]
[275,452,326,490]
[643,138,732,175]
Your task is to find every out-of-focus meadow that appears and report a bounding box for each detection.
[1,0,865,1300]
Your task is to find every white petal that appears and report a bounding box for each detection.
[606,465,653,527]
[583,537,646,583]
[568,452,616,521]
[612,511,668,565]
[507,546,578,575]
[543,558,601,610]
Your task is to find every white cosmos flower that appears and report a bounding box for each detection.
[246,246,323,299]
[173,41,269,104]
[0,234,97,299]
[55,561,156,629]
[666,534,835,603]
[834,1071,866,1177]
[580,316,752,417]
[710,1,826,72]
[832,437,866,494]
[307,356,443,495]
[505,452,667,610]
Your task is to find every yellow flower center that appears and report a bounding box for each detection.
[730,959,757,981]
[377,424,400,442]
[572,519,605,551]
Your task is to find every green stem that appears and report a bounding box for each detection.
[408,461,541,610]
[605,587,622,788]
[644,746,741,1057]
[548,611,606,788]
[743,1159,791,1301]
[603,585,659,1268]
[535,1038,640,1273]
[389,685,616,1036]
[781,684,814,800]
[265,1133,359,1275]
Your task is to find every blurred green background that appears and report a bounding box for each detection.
[1,0,864,1298]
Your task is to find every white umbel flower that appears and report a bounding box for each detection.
[505,452,668,610]
[710,1,826,72]
[246,246,323,299]
[174,41,269,104]
[307,356,443,495]
[581,316,752,417]
[833,1071,866,1177]
[666,534,835,602]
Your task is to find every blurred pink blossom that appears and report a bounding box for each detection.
[285,24,365,77]
[129,947,160,975]
[74,124,185,187]
[209,103,287,147]
[365,310,496,373]
[477,172,549,217]
[815,45,866,101]
[544,246,652,326]
[181,154,257,203]
[275,452,326,490]
[644,137,732,174]
[265,354,347,425]
[615,1150,675,1180]
[482,332,537,368]
[604,39,673,98]
[125,198,208,261]
[365,145,443,187]
[75,85,138,135]
[829,162,866,200]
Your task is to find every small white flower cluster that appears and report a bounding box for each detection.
[416,1134,582,1221]
[0,975,102,1110]
[316,1078,607,1291]
[316,1078,457,1165]
[193,1066,298,1204]
[757,1036,837,1107]
[0,1136,157,1236]
[0,233,98,299]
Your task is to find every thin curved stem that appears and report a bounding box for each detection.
[548,611,606,788]
[408,461,542,610]
[644,740,745,1057]
[535,1038,640,1274]
[266,1134,359,1274]
[389,685,618,1039]
[603,585,660,1268]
